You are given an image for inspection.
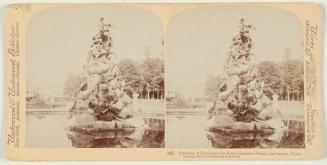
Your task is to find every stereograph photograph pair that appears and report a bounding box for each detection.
[4,3,324,160]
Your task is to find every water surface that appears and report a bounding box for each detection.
[26,111,164,148]
[166,113,304,148]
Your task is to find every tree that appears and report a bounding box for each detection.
[257,59,304,101]
[118,59,142,95]
[280,59,304,101]
[141,56,164,99]
[257,61,281,94]
[63,73,85,98]
[204,74,224,100]
[117,57,164,100]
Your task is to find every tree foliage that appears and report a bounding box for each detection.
[279,59,304,93]
[63,73,85,98]
[258,59,304,95]
[141,56,164,94]
[118,59,142,93]
[204,59,304,100]
[257,61,281,93]
[64,56,165,100]
[204,74,224,99]
[118,56,164,98]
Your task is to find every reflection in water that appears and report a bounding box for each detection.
[26,113,164,148]
[138,129,165,148]
[166,114,304,148]
[207,131,304,148]
[279,131,305,148]
[67,129,164,148]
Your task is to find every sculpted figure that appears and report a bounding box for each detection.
[208,19,284,132]
[68,18,135,123]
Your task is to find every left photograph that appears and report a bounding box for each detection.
[26,6,165,148]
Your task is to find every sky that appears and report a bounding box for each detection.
[27,6,303,97]
[27,5,163,89]
[166,6,303,97]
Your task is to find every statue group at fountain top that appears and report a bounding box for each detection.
[207,19,284,133]
[67,18,142,129]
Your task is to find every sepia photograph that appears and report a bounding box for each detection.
[4,2,324,161]
[166,6,305,148]
[26,6,165,148]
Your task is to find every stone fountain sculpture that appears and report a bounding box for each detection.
[67,18,143,130]
[207,19,284,133]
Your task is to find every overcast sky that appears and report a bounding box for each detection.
[166,6,303,97]
[27,6,303,97]
[27,5,163,88]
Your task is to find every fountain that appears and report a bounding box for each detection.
[207,19,284,133]
[67,18,144,133]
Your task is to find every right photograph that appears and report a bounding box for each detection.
[166,6,305,148]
